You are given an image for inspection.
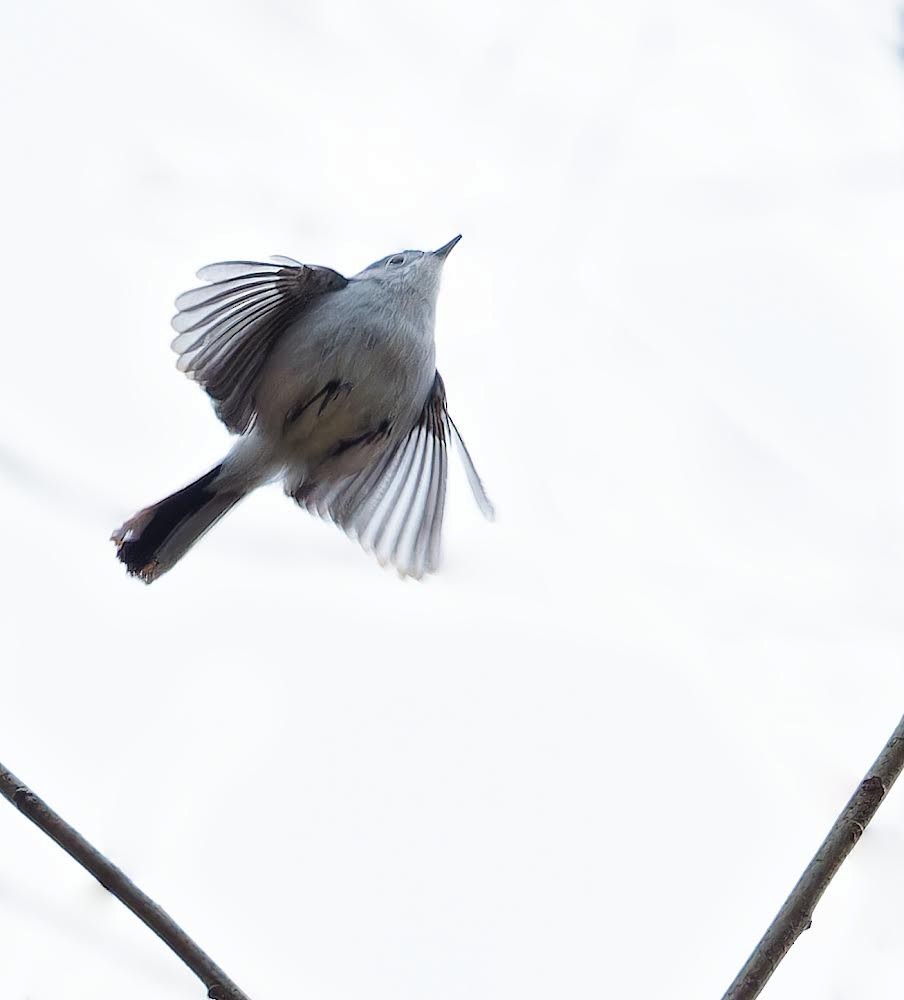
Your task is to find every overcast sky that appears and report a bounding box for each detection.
[2,2,904,998]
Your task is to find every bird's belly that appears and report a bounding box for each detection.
[261,323,434,482]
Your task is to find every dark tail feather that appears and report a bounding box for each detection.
[112,464,242,583]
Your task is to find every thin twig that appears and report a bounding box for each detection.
[0,762,252,1000]
[721,712,904,1000]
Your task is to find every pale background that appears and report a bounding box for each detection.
[2,2,904,998]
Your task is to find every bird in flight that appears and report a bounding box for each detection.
[112,237,493,583]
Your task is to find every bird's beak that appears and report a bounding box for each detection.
[433,234,462,260]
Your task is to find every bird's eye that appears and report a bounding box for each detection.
[387,254,405,267]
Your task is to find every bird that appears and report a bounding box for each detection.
[111,236,493,584]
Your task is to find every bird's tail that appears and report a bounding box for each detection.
[111,464,243,583]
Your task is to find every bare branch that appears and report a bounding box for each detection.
[0,762,252,1000]
[721,713,904,1000]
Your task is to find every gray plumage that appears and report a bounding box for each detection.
[112,236,493,583]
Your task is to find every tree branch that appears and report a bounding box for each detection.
[721,712,904,1000]
[0,762,252,1000]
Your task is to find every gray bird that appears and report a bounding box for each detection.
[112,236,493,583]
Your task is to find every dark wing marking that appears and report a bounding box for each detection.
[296,372,493,578]
[171,259,348,434]
[327,418,392,460]
[284,380,353,429]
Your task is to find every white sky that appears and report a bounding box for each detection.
[2,2,904,998]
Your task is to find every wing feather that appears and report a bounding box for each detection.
[295,372,491,578]
[171,259,348,433]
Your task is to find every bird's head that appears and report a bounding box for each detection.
[355,235,462,303]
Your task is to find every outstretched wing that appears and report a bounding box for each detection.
[171,258,348,434]
[297,373,494,579]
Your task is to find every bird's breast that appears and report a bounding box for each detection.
[255,286,436,476]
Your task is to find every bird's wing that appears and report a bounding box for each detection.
[298,372,494,579]
[171,259,348,434]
